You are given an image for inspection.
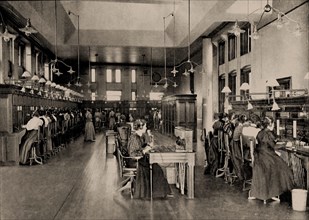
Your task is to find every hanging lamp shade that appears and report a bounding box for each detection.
[171,67,178,77]
[240,82,250,91]
[19,18,38,36]
[38,77,46,83]
[183,69,190,77]
[271,101,280,111]
[228,20,245,36]
[247,101,253,110]
[67,67,75,74]
[22,70,31,78]
[266,78,279,87]
[1,27,16,42]
[45,80,52,86]
[31,74,39,81]
[251,25,260,40]
[221,86,231,93]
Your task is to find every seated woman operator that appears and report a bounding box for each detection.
[19,110,44,165]
[127,119,171,199]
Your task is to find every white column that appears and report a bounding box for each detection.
[202,38,214,132]
[0,38,3,84]
[236,35,241,96]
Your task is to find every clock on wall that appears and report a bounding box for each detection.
[152,72,161,83]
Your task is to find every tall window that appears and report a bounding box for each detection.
[218,74,225,113]
[91,68,96,82]
[131,69,136,83]
[240,66,251,98]
[132,91,136,101]
[218,41,225,65]
[228,71,237,101]
[240,23,251,56]
[115,69,121,83]
[91,92,96,101]
[228,34,236,61]
[106,69,112,82]
[106,91,122,101]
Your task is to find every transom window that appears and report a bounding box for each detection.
[106,91,122,101]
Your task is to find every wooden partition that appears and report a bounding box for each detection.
[230,95,309,142]
[161,94,197,142]
[0,84,80,165]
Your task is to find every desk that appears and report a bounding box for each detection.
[275,143,309,190]
[149,152,195,199]
[105,130,117,154]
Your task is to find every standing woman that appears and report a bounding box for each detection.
[249,117,293,203]
[84,109,96,142]
[127,119,171,199]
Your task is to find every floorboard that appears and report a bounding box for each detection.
[0,131,308,220]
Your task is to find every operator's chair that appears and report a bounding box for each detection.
[116,140,141,198]
[240,135,255,191]
[29,127,43,166]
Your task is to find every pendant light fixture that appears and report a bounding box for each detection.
[0,10,16,42]
[172,0,199,77]
[48,0,75,77]
[68,10,81,87]
[248,0,304,40]
[19,18,38,36]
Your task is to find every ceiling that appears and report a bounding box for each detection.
[3,0,269,67]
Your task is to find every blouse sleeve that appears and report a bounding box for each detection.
[267,131,276,149]
[127,134,143,157]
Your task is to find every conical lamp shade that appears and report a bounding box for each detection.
[221,86,231,93]
[271,101,280,111]
[247,102,253,110]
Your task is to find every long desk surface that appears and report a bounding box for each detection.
[149,151,195,199]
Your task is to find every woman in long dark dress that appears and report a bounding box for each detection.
[84,109,95,142]
[249,117,293,203]
[127,119,171,199]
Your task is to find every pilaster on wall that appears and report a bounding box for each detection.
[202,38,214,133]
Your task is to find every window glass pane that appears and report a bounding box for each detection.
[228,71,237,101]
[240,23,250,56]
[228,35,236,61]
[149,92,164,101]
[241,68,251,98]
[91,92,96,101]
[115,69,121,83]
[218,75,225,113]
[91,68,96,82]
[218,41,225,65]
[106,91,122,101]
[106,69,112,82]
[132,91,136,101]
[131,69,136,83]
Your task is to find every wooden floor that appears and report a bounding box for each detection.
[1,131,308,220]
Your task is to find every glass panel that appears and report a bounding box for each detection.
[91,68,96,82]
[228,34,236,61]
[131,69,136,83]
[219,41,225,65]
[106,69,112,82]
[115,69,121,83]
[132,91,136,101]
[106,90,122,101]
